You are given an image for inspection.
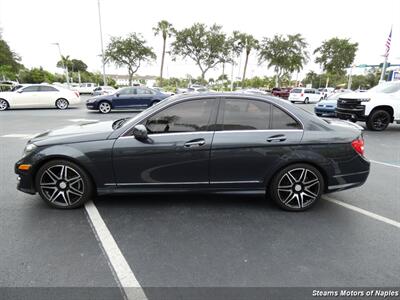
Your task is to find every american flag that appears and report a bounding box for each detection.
[384,28,392,58]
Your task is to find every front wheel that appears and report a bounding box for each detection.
[98,101,112,114]
[55,98,69,110]
[269,164,324,211]
[35,160,93,209]
[0,99,9,111]
[304,97,309,104]
[366,110,391,131]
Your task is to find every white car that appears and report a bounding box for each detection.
[92,86,116,96]
[0,84,80,111]
[321,87,335,99]
[76,82,97,94]
[288,88,323,104]
[336,81,400,131]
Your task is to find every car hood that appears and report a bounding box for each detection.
[30,120,115,146]
[339,91,387,99]
[316,99,337,106]
[0,91,14,97]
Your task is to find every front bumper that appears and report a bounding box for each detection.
[314,107,336,116]
[86,102,97,110]
[15,162,36,195]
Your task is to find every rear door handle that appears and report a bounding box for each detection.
[267,135,286,142]
[184,138,206,148]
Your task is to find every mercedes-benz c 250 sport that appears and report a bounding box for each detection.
[15,93,370,211]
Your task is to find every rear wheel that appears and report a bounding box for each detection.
[366,110,391,131]
[55,98,69,110]
[35,160,93,209]
[304,97,309,104]
[269,164,324,211]
[98,101,112,114]
[0,99,9,111]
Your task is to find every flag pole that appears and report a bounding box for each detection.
[380,56,388,81]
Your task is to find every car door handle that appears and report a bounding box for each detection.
[267,135,287,142]
[184,139,206,148]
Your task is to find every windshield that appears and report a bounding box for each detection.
[11,85,24,92]
[369,82,400,94]
[112,117,131,130]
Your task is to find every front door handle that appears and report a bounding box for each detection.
[267,135,286,142]
[184,138,206,148]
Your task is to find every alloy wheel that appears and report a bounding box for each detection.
[277,168,320,209]
[99,102,111,113]
[0,99,8,111]
[56,99,69,109]
[372,112,389,130]
[39,165,84,207]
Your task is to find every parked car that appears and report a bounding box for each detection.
[288,88,323,104]
[271,87,292,99]
[152,87,174,96]
[336,81,400,131]
[86,86,170,113]
[76,83,97,94]
[92,86,116,96]
[321,87,335,99]
[314,92,350,117]
[15,92,370,211]
[0,84,80,110]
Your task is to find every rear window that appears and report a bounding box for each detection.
[291,89,302,93]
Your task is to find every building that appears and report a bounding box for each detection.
[107,74,158,87]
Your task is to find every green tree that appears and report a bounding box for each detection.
[259,34,309,87]
[70,59,88,72]
[0,29,23,74]
[233,32,259,86]
[314,38,358,76]
[153,20,174,86]
[105,33,156,86]
[56,55,72,71]
[19,67,55,83]
[171,23,229,79]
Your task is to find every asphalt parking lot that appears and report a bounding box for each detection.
[0,96,399,300]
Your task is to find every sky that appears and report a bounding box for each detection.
[1,0,400,81]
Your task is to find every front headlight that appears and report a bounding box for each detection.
[23,143,37,156]
[359,98,371,102]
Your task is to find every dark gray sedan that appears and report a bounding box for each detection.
[15,93,370,211]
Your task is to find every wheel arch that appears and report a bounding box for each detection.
[0,98,10,109]
[32,155,97,194]
[264,160,329,193]
[98,99,113,108]
[368,105,394,122]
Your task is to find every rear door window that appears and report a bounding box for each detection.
[271,106,301,129]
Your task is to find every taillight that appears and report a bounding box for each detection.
[301,93,304,97]
[351,138,365,156]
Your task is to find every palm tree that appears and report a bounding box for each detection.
[153,20,174,86]
[240,34,259,87]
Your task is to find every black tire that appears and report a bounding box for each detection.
[269,163,324,211]
[316,113,322,117]
[366,109,391,131]
[98,101,112,114]
[0,98,9,111]
[55,98,69,110]
[35,160,93,209]
[304,97,309,104]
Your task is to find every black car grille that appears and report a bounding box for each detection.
[336,98,365,117]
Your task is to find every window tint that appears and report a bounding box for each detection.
[119,87,135,95]
[22,86,41,92]
[221,99,271,130]
[145,99,213,133]
[271,106,301,129]
[137,88,154,95]
[39,86,58,92]
[291,88,302,93]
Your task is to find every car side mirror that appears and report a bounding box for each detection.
[132,124,148,140]
[17,90,23,93]
[115,93,120,97]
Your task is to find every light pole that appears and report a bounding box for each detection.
[97,0,107,86]
[52,42,70,87]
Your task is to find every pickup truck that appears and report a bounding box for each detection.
[336,81,400,131]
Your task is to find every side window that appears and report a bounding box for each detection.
[22,86,40,92]
[271,106,301,129]
[39,86,58,92]
[145,99,214,134]
[220,99,271,131]
[119,88,135,95]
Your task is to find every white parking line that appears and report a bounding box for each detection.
[84,201,147,300]
[370,160,400,169]
[68,119,98,123]
[325,196,400,229]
